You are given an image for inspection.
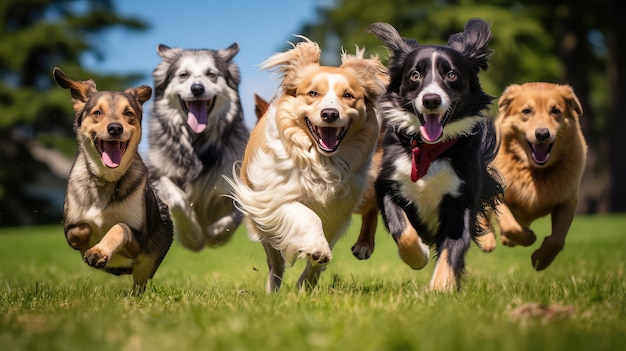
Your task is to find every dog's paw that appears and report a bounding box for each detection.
[306,247,332,265]
[531,236,565,271]
[351,242,373,260]
[84,248,109,268]
[501,227,537,247]
[477,232,497,252]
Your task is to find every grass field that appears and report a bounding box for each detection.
[1,213,625,351]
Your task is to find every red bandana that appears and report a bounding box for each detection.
[410,139,458,182]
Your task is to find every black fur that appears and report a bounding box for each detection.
[367,19,503,290]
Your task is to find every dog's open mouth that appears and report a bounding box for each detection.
[179,96,217,134]
[528,141,554,165]
[94,135,129,168]
[417,112,452,143]
[305,117,349,153]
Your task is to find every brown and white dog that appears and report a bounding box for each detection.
[53,67,173,293]
[478,82,587,270]
[227,37,387,292]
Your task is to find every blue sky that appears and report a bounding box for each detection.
[84,0,327,132]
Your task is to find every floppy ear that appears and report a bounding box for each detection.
[52,67,97,112]
[559,84,583,117]
[340,46,388,105]
[260,36,321,96]
[497,84,521,116]
[125,85,153,106]
[447,18,494,72]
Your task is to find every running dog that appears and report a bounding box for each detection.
[477,82,587,271]
[148,44,250,251]
[228,37,387,292]
[53,67,173,293]
[367,19,503,291]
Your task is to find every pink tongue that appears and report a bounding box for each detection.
[319,127,338,150]
[187,100,207,133]
[102,141,122,168]
[419,114,443,142]
[532,143,550,163]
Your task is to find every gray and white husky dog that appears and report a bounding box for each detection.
[148,43,250,251]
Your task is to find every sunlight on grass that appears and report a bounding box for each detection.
[1,214,625,350]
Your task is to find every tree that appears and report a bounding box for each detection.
[298,0,618,212]
[0,0,149,226]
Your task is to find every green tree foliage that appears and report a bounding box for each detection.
[0,0,149,226]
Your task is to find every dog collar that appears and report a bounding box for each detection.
[395,127,457,182]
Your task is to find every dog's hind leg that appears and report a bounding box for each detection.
[430,209,473,292]
[263,241,285,293]
[155,176,205,251]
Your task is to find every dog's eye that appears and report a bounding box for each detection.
[410,71,420,81]
[522,108,532,115]
[550,107,561,116]
[447,71,457,81]
[179,71,189,78]
[93,110,102,116]
[125,110,134,117]
[308,90,318,97]
[343,92,355,99]
[207,72,217,79]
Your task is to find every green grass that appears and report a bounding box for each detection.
[1,214,625,351]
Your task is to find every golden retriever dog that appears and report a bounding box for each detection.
[227,37,387,292]
[53,67,173,293]
[478,82,587,270]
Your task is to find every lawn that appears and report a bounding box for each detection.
[1,213,625,351]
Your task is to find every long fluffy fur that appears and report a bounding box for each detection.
[148,44,250,251]
[227,37,387,292]
[367,19,503,291]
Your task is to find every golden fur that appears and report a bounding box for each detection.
[478,82,587,270]
[228,37,387,292]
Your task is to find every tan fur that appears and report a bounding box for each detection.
[53,67,173,293]
[478,82,587,270]
[229,38,387,292]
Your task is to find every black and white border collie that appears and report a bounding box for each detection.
[367,18,503,291]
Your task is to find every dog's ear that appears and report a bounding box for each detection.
[217,42,240,62]
[260,36,321,96]
[254,94,269,121]
[365,22,416,94]
[340,46,388,105]
[52,67,97,112]
[156,44,183,62]
[558,84,584,117]
[447,18,494,72]
[125,85,153,106]
[497,84,521,115]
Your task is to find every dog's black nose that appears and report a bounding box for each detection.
[107,123,123,136]
[422,94,441,110]
[191,84,205,97]
[535,128,551,141]
[321,108,339,123]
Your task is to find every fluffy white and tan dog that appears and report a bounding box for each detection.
[227,37,387,292]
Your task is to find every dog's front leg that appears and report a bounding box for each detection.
[65,223,91,250]
[494,201,537,247]
[531,201,577,270]
[263,241,285,293]
[155,176,204,251]
[379,195,429,270]
[205,207,243,246]
[84,223,139,269]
